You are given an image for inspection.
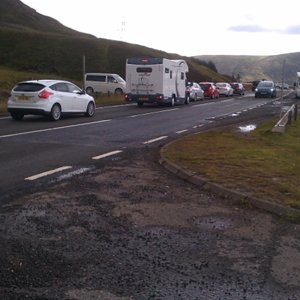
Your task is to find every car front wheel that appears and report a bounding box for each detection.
[85,101,95,117]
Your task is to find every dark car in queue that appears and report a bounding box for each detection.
[254,80,277,98]
[230,82,245,95]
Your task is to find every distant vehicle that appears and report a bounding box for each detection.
[230,82,245,95]
[124,57,189,107]
[85,73,126,95]
[216,82,233,97]
[255,80,277,98]
[7,80,95,121]
[199,82,219,99]
[186,82,204,101]
[295,72,300,98]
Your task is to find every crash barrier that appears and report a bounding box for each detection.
[272,104,298,133]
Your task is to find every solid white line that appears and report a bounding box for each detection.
[130,108,178,118]
[143,136,168,144]
[0,119,111,139]
[92,150,123,160]
[25,166,72,181]
[176,129,188,134]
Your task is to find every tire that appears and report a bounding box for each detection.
[170,96,175,107]
[185,94,190,105]
[86,87,94,95]
[115,88,123,95]
[50,104,61,121]
[10,111,24,120]
[85,101,95,117]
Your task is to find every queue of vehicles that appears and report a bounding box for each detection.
[7,57,295,121]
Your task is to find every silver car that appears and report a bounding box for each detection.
[8,79,95,121]
[186,82,204,101]
[216,82,233,97]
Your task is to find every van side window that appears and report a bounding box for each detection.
[165,68,169,74]
[170,70,172,79]
[108,76,117,83]
[181,72,184,80]
[86,75,106,82]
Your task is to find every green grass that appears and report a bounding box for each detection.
[164,119,300,209]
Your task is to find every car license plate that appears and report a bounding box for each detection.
[17,95,32,101]
[139,96,148,101]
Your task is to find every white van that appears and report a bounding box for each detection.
[84,73,126,95]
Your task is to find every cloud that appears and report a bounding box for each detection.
[228,25,271,33]
[284,25,300,34]
[229,24,300,35]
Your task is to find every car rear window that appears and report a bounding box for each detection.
[13,83,46,92]
[200,84,210,90]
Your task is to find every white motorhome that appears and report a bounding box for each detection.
[84,73,126,95]
[125,57,189,106]
[295,72,300,98]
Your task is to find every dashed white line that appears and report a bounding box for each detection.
[176,129,188,134]
[25,166,72,181]
[92,150,123,160]
[143,136,168,144]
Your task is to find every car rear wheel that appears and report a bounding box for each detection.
[85,101,95,117]
[10,111,24,120]
[50,104,61,121]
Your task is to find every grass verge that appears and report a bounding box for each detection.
[164,119,300,209]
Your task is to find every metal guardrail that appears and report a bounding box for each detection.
[272,104,298,133]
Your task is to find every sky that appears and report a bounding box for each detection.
[21,0,300,57]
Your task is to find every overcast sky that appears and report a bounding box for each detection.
[21,0,300,57]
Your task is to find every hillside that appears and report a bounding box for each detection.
[195,53,300,84]
[0,0,229,92]
[0,0,93,37]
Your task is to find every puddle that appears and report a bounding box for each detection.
[238,124,256,132]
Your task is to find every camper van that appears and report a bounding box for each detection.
[84,73,126,95]
[124,57,189,107]
[295,72,300,98]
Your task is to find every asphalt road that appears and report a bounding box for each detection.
[0,92,288,195]
[1,90,300,300]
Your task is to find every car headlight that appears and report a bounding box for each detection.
[255,88,258,92]
[270,88,274,92]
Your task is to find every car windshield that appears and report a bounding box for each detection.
[13,83,45,92]
[258,82,273,87]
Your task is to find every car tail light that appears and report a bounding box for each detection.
[38,89,53,99]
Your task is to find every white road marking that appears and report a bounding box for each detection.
[143,136,168,144]
[0,119,111,139]
[92,150,123,160]
[130,108,178,118]
[25,166,72,181]
[176,129,188,134]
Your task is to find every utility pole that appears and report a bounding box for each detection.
[281,59,286,101]
[83,55,86,91]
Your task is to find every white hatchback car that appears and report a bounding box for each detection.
[216,82,233,97]
[7,79,95,121]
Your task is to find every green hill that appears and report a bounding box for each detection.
[194,53,300,84]
[0,0,228,97]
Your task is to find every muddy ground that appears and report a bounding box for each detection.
[1,98,300,299]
